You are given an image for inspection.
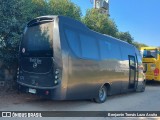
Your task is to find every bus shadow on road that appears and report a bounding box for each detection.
[24,94,92,105]
[107,91,138,101]
[146,80,160,86]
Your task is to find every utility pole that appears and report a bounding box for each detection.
[93,0,109,16]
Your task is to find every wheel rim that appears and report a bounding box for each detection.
[99,87,106,101]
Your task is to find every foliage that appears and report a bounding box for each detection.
[82,9,136,45]
[82,9,118,37]
[0,0,27,66]
[133,41,148,49]
[116,31,134,44]
[0,0,81,67]
[49,0,81,21]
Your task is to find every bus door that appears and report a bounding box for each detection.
[128,55,136,89]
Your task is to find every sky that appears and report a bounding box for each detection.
[71,0,160,47]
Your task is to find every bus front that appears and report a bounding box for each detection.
[141,47,160,81]
[17,17,60,98]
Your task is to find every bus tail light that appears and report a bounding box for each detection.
[45,90,49,95]
[154,68,159,76]
[54,69,59,84]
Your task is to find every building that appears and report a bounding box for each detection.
[93,0,109,15]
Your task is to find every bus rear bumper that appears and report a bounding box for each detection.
[18,84,65,100]
[146,75,154,81]
[146,75,160,81]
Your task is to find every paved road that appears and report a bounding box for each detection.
[0,82,160,120]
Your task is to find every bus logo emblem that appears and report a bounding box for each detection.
[33,63,37,68]
[30,58,42,68]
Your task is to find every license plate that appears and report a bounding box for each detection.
[28,88,36,94]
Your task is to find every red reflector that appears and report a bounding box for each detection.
[45,91,49,95]
[154,68,159,76]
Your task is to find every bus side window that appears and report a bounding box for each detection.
[121,45,135,61]
[80,34,99,60]
[99,40,111,60]
[65,29,81,57]
[99,39,121,60]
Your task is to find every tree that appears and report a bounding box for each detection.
[0,0,82,89]
[82,9,136,44]
[48,0,82,21]
[133,41,148,49]
[116,32,134,44]
[0,0,82,67]
[29,0,50,18]
[82,9,118,37]
[0,0,28,66]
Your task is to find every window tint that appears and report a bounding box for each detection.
[99,39,121,60]
[80,34,99,59]
[99,40,111,59]
[21,22,53,57]
[121,45,134,60]
[65,29,81,57]
[23,22,53,52]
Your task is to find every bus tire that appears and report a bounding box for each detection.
[94,86,107,103]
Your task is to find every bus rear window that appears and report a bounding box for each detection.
[143,49,157,59]
[21,21,53,56]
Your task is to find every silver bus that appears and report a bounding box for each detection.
[17,15,145,103]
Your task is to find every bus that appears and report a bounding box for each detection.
[17,15,145,103]
[140,47,160,81]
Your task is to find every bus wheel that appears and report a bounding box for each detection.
[94,86,107,103]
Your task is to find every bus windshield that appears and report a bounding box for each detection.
[143,49,157,59]
[21,21,53,57]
